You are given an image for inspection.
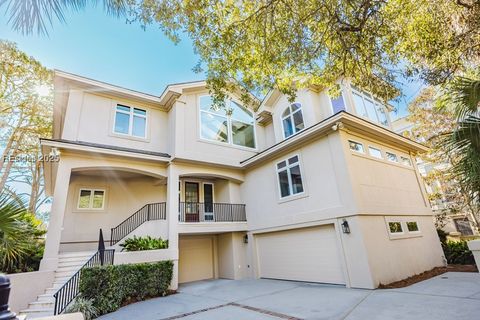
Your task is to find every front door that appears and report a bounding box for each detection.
[185,182,200,222]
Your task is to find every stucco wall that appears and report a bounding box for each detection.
[8,271,55,313]
[60,173,167,252]
[357,215,445,286]
[62,92,169,153]
[242,132,355,232]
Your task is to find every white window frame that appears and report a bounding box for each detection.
[368,146,383,159]
[406,221,420,233]
[400,156,412,167]
[198,95,257,149]
[276,155,305,199]
[281,103,305,139]
[77,188,106,210]
[113,104,147,138]
[351,88,389,127]
[388,221,404,234]
[386,151,398,163]
[328,89,347,114]
[202,182,215,215]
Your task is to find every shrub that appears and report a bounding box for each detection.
[442,240,475,265]
[120,236,168,252]
[65,297,98,320]
[79,261,173,316]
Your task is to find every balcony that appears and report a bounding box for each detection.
[179,202,247,223]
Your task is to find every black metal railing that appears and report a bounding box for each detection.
[53,230,115,315]
[110,202,166,246]
[179,202,246,222]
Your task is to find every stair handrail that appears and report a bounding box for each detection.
[53,229,115,315]
[110,202,166,246]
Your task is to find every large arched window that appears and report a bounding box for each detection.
[282,103,304,138]
[199,95,256,148]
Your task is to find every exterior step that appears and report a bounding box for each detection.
[55,270,78,278]
[58,251,95,258]
[27,301,55,309]
[19,307,54,318]
[58,256,92,264]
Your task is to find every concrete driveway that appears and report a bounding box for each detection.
[98,272,480,320]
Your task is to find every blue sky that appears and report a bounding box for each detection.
[0,5,420,120]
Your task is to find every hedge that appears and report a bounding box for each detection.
[79,261,173,316]
[442,240,475,265]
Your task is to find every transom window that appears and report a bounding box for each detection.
[282,103,305,138]
[78,188,105,210]
[349,140,364,153]
[199,95,256,148]
[114,104,147,138]
[388,222,403,234]
[368,146,383,159]
[406,221,419,232]
[386,152,398,162]
[351,87,389,126]
[400,156,412,166]
[276,155,304,198]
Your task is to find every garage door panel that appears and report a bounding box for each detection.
[256,225,345,284]
[179,237,214,283]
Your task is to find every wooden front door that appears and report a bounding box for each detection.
[184,182,200,222]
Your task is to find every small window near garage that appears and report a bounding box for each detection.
[78,189,105,210]
[276,155,304,198]
[386,152,398,162]
[348,140,364,153]
[368,146,383,159]
[388,222,403,234]
[406,221,419,232]
[400,156,412,166]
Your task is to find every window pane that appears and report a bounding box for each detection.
[376,105,388,126]
[283,117,294,138]
[232,120,255,148]
[278,170,290,197]
[201,112,229,142]
[132,115,146,137]
[349,140,364,153]
[134,108,146,116]
[293,110,305,132]
[364,98,379,123]
[288,156,299,165]
[277,161,286,170]
[386,152,398,162]
[353,93,368,118]
[368,146,383,159]
[79,190,91,208]
[401,156,412,166]
[290,165,304,194]
[454,219,474,235]
[114,112,130,134]
[230,101,253,124]
[200,95,226,115]
[331,94,346,114]
[282,107,291,118]
[291,103,301,112]
[389,222,403,233]
[406,221,419,232]
[92,191,104,209]
[116,105,130,112]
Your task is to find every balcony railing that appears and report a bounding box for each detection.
[179,202,246,222]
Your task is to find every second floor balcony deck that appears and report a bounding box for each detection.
[179,202,247,223]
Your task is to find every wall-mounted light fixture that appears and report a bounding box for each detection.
[341,219,351,234]
[243,234,248,244]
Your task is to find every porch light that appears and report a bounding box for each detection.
[341,219,351,234]
[243,234,248,244]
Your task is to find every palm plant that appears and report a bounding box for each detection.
[0,0,127,35]
[0,191,30,270]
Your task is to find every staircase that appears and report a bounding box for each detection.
[19,251,94,319]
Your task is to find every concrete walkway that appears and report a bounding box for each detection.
[98,272,480,320]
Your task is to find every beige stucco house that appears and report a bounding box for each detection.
[26,70,446,316]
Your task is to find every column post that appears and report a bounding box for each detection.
[39,159,72,271]
[166,164,179,290]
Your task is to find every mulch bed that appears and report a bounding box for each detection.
[378,264,478,289]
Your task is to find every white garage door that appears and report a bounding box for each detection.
[256,225,345,284]
[179,237,214,283]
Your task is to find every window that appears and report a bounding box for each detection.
[388,222,403,233]
[454,219,474,236]
[386,152,398,162]
[114,104,147,138]
[351,87,389,126]
[329,86,346,114]
[400,156,412,166]
[368,146,383,159]
[277,155,304,198]
[406,221,419,232]
[282,103,305,138]
[199,96,255,148]
[349,140,364,153]
[78,189,105,210]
